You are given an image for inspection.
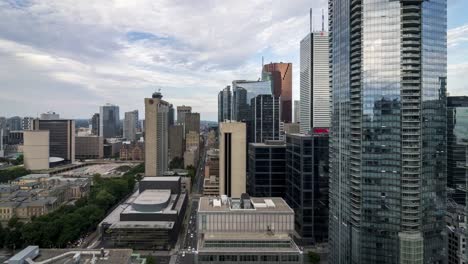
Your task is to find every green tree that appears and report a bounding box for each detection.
[94,189,116,209]
[308,251,321,264]
[146,256,156,264]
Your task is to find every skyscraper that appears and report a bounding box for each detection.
[447,96,468,189]
[218,86,232,123]
[144,92,170,176]
[91,113,100,136]
[168,125,184,160]
[40,111,60,120]
[300,31,329,134]
[231,80,271,121]
[219,121,246,198]
[294,100,300,124]
[168,104,175,126]
[123,110,139,141]
[177,105,192,124]
[250,95,280,143]
[262,62,292,123]
[328,1,447,263]
[7,116,22,131]
[22,117,34,131]
[184,112,200,135]
[99,104,120,138]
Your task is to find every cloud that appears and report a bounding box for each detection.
[448,24,468,47]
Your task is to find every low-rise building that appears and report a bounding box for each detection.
[75,135,104,159]
[120,142,144,161]
[184,147,199,168]
[196,195,303,263]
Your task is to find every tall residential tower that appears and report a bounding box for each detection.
[328,0,447,263]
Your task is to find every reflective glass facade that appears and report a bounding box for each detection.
[447,96,468,189]
[99,104,120,138]
[328,0,447,263]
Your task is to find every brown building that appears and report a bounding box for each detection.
[169,125,184,160]
[75,136,104,159]
[184,112,200,136]
[120,142,144,161]
[185,131,200,150]
[263,62,292,123]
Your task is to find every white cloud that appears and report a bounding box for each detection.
[448,24,468,47]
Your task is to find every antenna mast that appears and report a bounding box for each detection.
[310,8,312,33]
[322,9,325,32]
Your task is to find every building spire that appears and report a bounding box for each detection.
[310,8,313,33]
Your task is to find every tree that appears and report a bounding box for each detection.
[146,256,156,264]
[308,251,321,264]
[94,189,116,210]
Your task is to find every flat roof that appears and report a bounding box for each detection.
[109,221,174,229]
[8,245,38,261]
[140,176,180,182]
[133,190,171,206]
[198,197,293,213]
[33,248,133,263]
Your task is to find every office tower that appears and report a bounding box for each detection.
[177,105,192,124]
[248,140,286,197]
[184,112,200,135]
[168,125,184,160]
[250,95,280,143]
[285,133,329,245]
[168,104,175,126]
[22,117,34,131]
[203,149,220,196]
[91,113,100,135]
[75,136,104,159]
[40,111,60,120]
[7,116,22,131]
[185,131,200,150]
[99,104,120,138]
[197,196,302,264]
[23,130,49,170]
[144,92,169,176]
[294,100,300,123]
[328,0,447,263]
[231,80,271,121]
[300,31,329,134]
[447,96,468,189]
[218,86,232,122]
[284,123,300,135]
[123,110,139,141]
[262,62,292,123]
[446,201,468,264]
[219,121,246,198]
[33,119,75,163]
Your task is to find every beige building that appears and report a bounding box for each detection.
[219,121,246,198]
[184,147,199,168]
[284,122,300,135]
[144,92,170,176]
[24,130,50,170]
[185,131,200,150]
[75,136,104,159]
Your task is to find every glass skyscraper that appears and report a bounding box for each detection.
[99,104,120,138]
[231,80,272,122]
[328,0,447,263]
[447,96,468,189]
[218,86,232,123]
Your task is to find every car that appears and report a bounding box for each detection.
[182,252,185,257]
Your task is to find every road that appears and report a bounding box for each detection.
[176,141,207,264]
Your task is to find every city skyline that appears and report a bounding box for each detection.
[0,0,466,121]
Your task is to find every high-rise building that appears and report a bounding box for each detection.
[177,105,192,124]
[294,100,300,123]
[248,140,286,198]
[91,113,100,136]
[218,86,232,123]
[231,80,271,121]
[23,130,49,170]
[219,121,246,198]
[447,96,468,189]
[22,117,34,131]
[99,104,120,138]
[123,110,139,141]
[75,136,104,159]
[328,1,447,263]
[6,116,22,131]
[168,125,184,160]
[168,104,175,126]
[144,92,170,176]
[262,62,292,123]
[40,111,60,120]
[33,119,75,163]
[300,31,329,134]
[250,95,280,143]
[184,112,200,135]
[285,133,329,245]
[185,131,200,150]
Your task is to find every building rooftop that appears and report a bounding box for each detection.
[198,196,293,213]
[31,248,140,264]
[250,141,286,147]
[140,176,180,182]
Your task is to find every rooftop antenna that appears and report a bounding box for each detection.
[310,8,313,33]
[322,9,325,32]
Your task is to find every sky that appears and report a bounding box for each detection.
[0,0,466,121]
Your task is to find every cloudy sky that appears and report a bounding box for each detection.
[0,0,466,121]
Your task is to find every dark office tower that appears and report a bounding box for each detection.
[262,62,292,123]
[33,119,75,163]
[168,125,184,160]
[91,113,100,136]
[328,0,447,263]
[168,104,175,126]
[7,116,22,131]
[447,96,468,189]
[177,105,192,125]
[248,140,286,197]
[184,112,200,134]
[218,86,231,122]
[250,95,280,143]
[100,104,120,138]
[285,133,329,245]
[232,80,272,122]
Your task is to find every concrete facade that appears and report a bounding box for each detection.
[23,130,50,170]
[219,121,246,198]
[75,136,104,159]
[168,125,184,160]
